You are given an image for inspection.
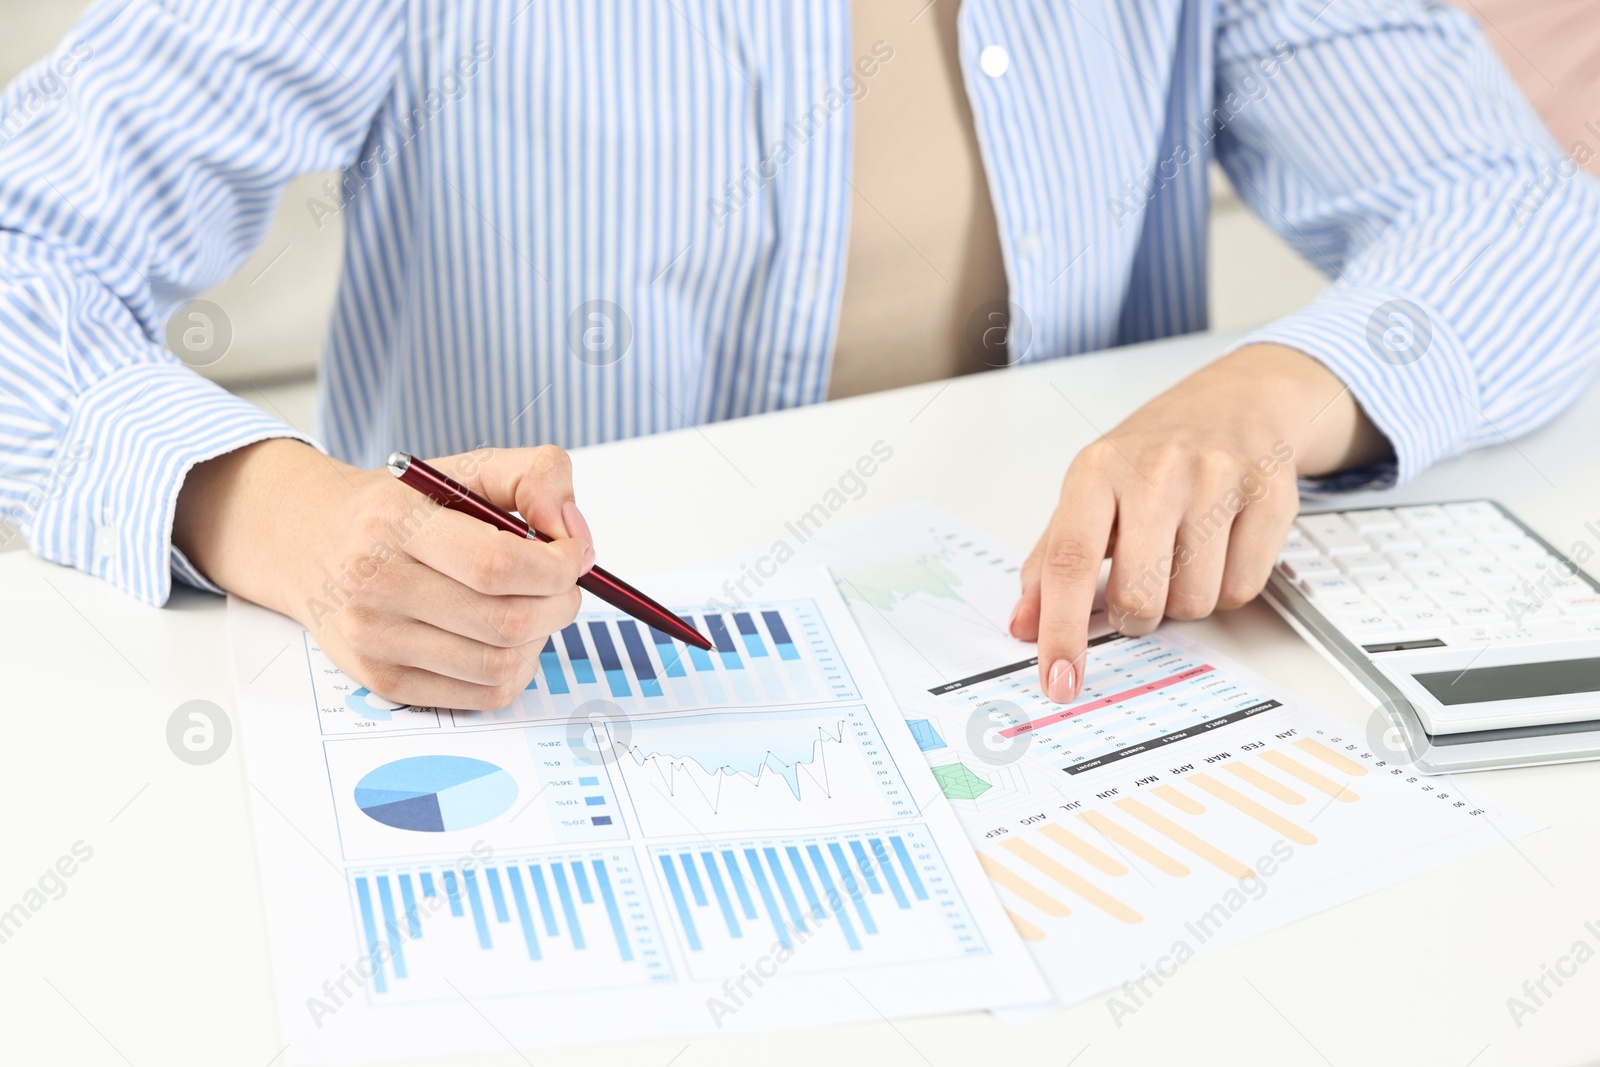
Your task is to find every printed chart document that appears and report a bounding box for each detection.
[229,566,1050,1064]
[753,504,1543,1008]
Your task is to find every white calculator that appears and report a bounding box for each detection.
[1262,500,1600,773]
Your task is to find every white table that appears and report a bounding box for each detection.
[3,330,1597,1067]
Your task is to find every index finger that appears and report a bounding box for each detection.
[1035,471,1117,704]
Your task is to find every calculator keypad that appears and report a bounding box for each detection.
[1276,502,1600,650]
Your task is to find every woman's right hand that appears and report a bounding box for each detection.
[175,439,594,710]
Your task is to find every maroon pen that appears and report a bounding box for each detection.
[386,451,714,651]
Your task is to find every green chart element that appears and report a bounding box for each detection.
[931,762,992,801]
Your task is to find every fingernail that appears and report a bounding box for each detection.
[1046,659,1077,704]
[562,500,595,553]
[1006,601,1022,637]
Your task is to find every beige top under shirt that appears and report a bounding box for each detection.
[829,0,1009,399]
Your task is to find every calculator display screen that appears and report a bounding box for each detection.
[1413,659,1600,706]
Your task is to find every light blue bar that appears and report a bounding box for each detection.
[572,860,594,904]
[679,852,708,906]
[741,848,791,951]
[593,860,633,962]
[700,851,741,939]
[355,878,387,995]
[806,845,861,950]
[551,863,586,951]
[506,866,542,961]
[890,836,929,900]
[705,615,743,670]
[376,876,408,978]
[578,775,600,787]
[539,641,570,695]
[651,629,688,677]
[485,867,510,923]
[398,873,422,937]
[462,869,492,949]
[420,871,436,898]
[721,850,759,919]
[682,617,717,672]
[442,870,464,917]
[734,613,768,658]
[785,845,825,921]
[584,795,606,807]
[829,842,877,935]
[870,839,910,909]
[762,846,807,932]
[659,854,701,952]
[560,624,596,684]
[760,609,800,660]
[529,864,559,937]
[603,669,630,698]
[848,840,883,895]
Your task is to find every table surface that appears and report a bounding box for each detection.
[3,329,1598,1067]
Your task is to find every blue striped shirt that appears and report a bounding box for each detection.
[2,0,1597,606]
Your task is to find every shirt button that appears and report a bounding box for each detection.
[95,523,118,560]
[979,45,1011,78]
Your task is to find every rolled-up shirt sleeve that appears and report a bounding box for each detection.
[1215,0,1600,487]
[0,0,400,605]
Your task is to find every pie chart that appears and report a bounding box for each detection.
[354,755,518,832]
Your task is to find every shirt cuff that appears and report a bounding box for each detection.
[29,360,317,606]
[1231,284,1481,488]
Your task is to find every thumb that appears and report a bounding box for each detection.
[453,446,593,553]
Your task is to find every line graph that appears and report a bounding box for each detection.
[600,707,921,836]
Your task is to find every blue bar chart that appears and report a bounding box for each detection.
[472,599,862,721]
[603,706,921,836]
[649,826,987,978]
[347,848,673,1002]
[929,633,1282,774]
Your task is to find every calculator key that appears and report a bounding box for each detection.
[1393,608,1451,629]
[1553,593,1600,614]
[1444,501,1502,523]
[1386,549,1446,570]
[1494,540,1549,564]
[1438,543,1499,566]
[1356,572,1412,593]
[1337,552,1393,575]
[1456,563,1519,589]
[1342,613,1401,635]
[1449,605,1508,625]
[1320,596,1383,618]
[1280,556,1340,581]
[1348,509,1402,532]
[1410,566,1466,588]
[1373,588,1437,611]
[1299,576,1361,598]
[1462,519,1524,543]
[1431,586,1489,607]
[1397,505,1450,527]
[1296,514,1370,555]
[1424,524,1475,547]
[1368,529,1425,551]
[1277,529,1321,561]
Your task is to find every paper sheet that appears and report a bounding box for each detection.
[230,565,1051,1064]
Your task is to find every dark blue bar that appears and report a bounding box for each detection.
[659,854,701,951]
[442,870,464,917]
[617,620,664,697]
[485,867,510,923]
[785,845,825,921]
[806,844,861,950]
[506,866,542,961]
[376,876,407,978]
[682,616,716,671]
[734,612,768,658]
[721,850,759,919]
[419,871,436,898]
[551,863,585,951]
[529,864,559,936]
[561,624,596,684]
[538,637,570,695]
[829,842,877,935]
[587,621,631,697]
[704,615,744,670]
[870,838,911,909]
[593,860,633,962]
[398,873,422,937]
[700,851,741,939]
[742,848,792,951]
[891,836,929,900]
[848,840,883,894]
[762,610,801,661]
[355,878,387,995]
[650,628,688,677]
[462,869,492,949]
[763,846,808,932]
[572,859,594,904]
